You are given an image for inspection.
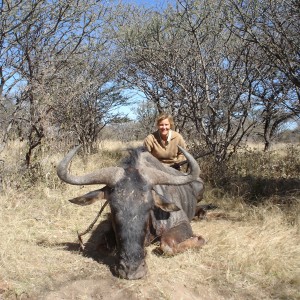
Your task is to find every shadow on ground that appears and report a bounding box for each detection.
[55,219,118,277]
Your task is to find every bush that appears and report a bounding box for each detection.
[200,144,300,205]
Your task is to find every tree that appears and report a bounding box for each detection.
[0,0,44,153]
[135,99,158,137]
[225,0,300,150]
[113,0,300,160]
[227,0,300,112]
[114,0,258,162]
[0,0,130,165]
[251,69,297,151]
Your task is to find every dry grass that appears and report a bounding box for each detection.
[0,140,299,299]
[244,141,291,152]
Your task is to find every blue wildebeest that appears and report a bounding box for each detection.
[57,145,205,280]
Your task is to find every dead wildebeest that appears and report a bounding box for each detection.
[57,145,205,280]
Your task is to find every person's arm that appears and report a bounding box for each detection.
[143,135,152,152]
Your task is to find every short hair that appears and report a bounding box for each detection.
[156,113,175,130]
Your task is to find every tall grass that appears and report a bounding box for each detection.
[202,144,300,208]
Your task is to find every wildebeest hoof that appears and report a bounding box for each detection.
[192,236,206,247]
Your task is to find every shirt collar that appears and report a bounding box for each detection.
[159,129,172,145]
[167,129,172,143]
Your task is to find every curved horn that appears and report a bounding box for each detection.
[57,145,124,187]
[142,146,201,185]
[178,145,200,177]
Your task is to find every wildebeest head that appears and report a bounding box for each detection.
[57,146,200,280]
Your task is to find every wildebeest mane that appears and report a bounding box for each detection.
[120,146,146,168]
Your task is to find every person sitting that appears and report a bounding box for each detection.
[143,113,187,170]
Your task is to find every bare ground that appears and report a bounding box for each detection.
[39,276,222,300]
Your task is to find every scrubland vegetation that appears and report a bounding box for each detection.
[0,140,299,299]
[0,0,299,298]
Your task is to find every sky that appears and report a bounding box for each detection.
[118,89,146,120]
[122,0,173,9]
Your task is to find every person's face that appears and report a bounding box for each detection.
[158,118,171,137]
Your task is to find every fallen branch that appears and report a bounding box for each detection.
[77,200,109,251]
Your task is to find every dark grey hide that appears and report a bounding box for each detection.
[57,146,204,280]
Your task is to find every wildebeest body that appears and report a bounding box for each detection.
[57,146,205,279]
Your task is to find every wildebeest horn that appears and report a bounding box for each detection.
[177,145,200,177]
[141,146,201,185]
[57,145,125,186]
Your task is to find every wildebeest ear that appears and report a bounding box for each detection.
[69,186,107,206]
[152,189,180,212]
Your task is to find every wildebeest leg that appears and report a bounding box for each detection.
[159,222,205,255]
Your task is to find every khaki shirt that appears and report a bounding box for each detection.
[143,130,187,165]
